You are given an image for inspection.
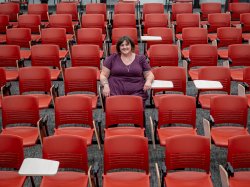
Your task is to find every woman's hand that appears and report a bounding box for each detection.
[143,81,152,91]
[103,84,110,97]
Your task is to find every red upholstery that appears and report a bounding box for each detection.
[56,3,78,21]
[81,14,106,34]
[86,3,107,20]
[49,14,74,34]
[207,13,231,34]
[144,14,168,34]
[142,3,164,20]
[18,14,41,34]
[172,3,193,21]
[0,3,19,22]
[175,13,200,34]
[0,15,9,33]
[113,14,136,28]
[229,3,250,21]
[114,3,135,14]
[28,4,49,21]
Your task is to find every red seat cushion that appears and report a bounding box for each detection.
[20,50,31,60]
[70,94,98,109]
[30,94,52,109]
[54,127,94,146]
[242,33,250,41]
[165,171,213,187]
[218,49,228,59]
[208,33,217,41]
[211,126,249,147]
[0,171,26,187]
[189,69,199,80]
[182,49,189,59]
[50,69,61,80]
[158,127,197,146]
[105,127,144,138]
[59,50,68,59]
[246,94,250,107]
[103,172,150,187]
[0,34,6,43]
[230,171,250,187]
[1,127,39,147]
[199,93,228,109]
[31,34,41,42]
[41,171,88,187]
[5,70,19,81]
[230,68,244,81]
[176,34,182,40]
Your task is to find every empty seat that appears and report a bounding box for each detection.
[144,13,169,34]
[200,2,222,21]
[56,3,78,21]
[114,3,135,15]
[86,3,107,20]
[28,4,49,22]
[171,3,193,22]
[0,3,19,22]
[240,13,250,41]
[0,15,9,43]
[142,3,164,20]
[229,3,250,21]
[112,14,136,28]
[49,14,75,35]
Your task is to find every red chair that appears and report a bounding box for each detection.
[6,28,31,60]
[207,95,249,147]
[110,28,139,55]
[152,67,187,108]
[150,95,197,148]
[104,95,144,139]
[112,14,136,28]
[200,2,222,21]
[114,3,135,14]
[28,4,49,22]
[0,134,26,187]
[41,135,91,187]
[179,27,208,59]
[215,27,242,59]
[103,135,150,187]
[1,95,45,146]
[161,135,213,187]
[226,44,250,81]
[238,67,250,107]
[76,28,105,58]
[220,135,250,187]
[144,13,169,34]
[184,44,218,80]
[0,45,22,81]
[81,14,106,38]
[70,44,101,69]
[31,44,63,81]
[0,3,19,22]
[54,95,101,149]
[0,15,9,43]
[18,67,57,109]
[86,3,107,21]
[148,44,178,67]
[229,3,250,22]
[240,13,250,41]
[49,14,75,37]
[56,3,78,22]
[64,67,99,109]
[146,28,174,51]
[41,28,69,59]
[142,3,164,20]
[205,13,231,41]
[17,14,41,42]
[196,66,231,109]
[174,13,200,40]
[0,68,11,108]
[171,3,193,22]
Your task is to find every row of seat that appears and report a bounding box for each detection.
[1,133,250,186]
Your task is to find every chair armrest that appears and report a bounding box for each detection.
[50,84,59,106]
[155,163,161,187]
[219,165,230,187]
[37,115,49,146]
[91,162,100,187]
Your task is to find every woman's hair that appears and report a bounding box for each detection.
[116,36,135,53]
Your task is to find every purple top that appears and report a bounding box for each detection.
[103,53,151,102]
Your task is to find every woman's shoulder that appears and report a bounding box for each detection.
[106,53,120,61]
[135,54,147,63]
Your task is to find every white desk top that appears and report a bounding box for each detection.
[151,80,174,89]
[141,36,162,41]
[194,80,223,89]
[19,158,59,176]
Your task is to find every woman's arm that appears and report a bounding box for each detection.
[100,66,111,97]
[143,70,154,91]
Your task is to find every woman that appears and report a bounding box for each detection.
[100,36,154,105]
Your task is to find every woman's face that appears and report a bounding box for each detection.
[119,40,132,55]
